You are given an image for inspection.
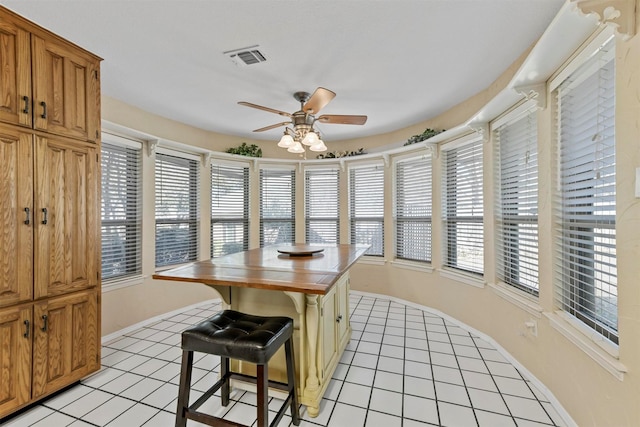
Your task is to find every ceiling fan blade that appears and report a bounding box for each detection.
[238,101,291,117]
[317,114,368,125]
[253,122,291,132]
[303,87,336,114]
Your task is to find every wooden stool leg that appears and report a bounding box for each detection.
[175,350,193,427]
[285,339,300,425]
[257,363,268,427]
[221,356,230,406]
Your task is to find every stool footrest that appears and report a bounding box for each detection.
[186,409,247,427]
[227,372,293,393]
[189,372,231,413]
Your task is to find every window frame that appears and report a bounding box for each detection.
[305,166,340,245]
[100,134,143,283]
[553,35,618,344]
[441,135,484,276]
[210,160,250,258]
[349,161,385,257]
[393,151,433,264]
[494,103,540,295]
[259,166,296,247]
[154,149,201,268]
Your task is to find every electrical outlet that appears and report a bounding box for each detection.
[524,319,538,337]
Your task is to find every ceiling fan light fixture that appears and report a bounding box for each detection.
[301,131,319,146]
[287,141,305,154]
[309,140,327,152]
[277,133,294,148]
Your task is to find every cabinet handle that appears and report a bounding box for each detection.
[23,320,30,338]
[22,96,29,114]
[41,208,48,225]
[40,101,47,119]
[24,207,30,225]
[336,314,343,323]
[41,315,48,332]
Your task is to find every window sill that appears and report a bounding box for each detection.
[489,282,543,318]
[358,256,387,266]
[391,260,434,273]
[102,275,145,293]
[544,311,626,381]
[438,268,485,288]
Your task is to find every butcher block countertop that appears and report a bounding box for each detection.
[152,244,369,295]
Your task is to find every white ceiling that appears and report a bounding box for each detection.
[2,0,565,142]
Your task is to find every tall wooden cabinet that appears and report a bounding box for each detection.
[0,6,101,420]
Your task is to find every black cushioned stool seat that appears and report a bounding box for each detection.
[175,310,300,427]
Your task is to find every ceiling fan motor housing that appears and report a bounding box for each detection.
[292,110,315,127]
[290,111,314,139]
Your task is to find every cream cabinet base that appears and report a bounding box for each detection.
[209,272,351,418]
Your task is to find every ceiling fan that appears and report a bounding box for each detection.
[238,87,367,153]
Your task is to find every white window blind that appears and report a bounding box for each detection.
[442,138,484,275]
[495,109,539,294]
[305,168,339,244]
[556,38,617,344]
[155,152,200,267]
[101,140,142,281]
[395,154,432,263]
[211,163,249,257]
[260,168,295,246]
[349,164,384,256]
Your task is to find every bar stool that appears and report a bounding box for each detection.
[175,310,300,427]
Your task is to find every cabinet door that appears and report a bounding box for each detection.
[31,35,100,142]
[34,136,98,299]
[0,126,33,308]
[0,305,32,418]
[32,290,99,398]
[0,17,32,127]
[0,17,31,128]
[336,276,350,344]
[320,288,338,379]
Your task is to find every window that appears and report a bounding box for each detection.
[495,108,539,294]
[305,168,340,244]
[556,38,617,343]
[260,167,295,246]
[155,151,200,267]
[349,163,384,256]
[211,163,249,257]
[442,138,484,275]
[395,154,432,263]
[101,136,142,281]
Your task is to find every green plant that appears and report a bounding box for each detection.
[226,142,262,157]
[404,128,445,146]
[316,148,366,159]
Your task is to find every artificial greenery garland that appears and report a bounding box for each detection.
[316,148,366,159]
[404,128,445,146]
[225,142,262,157]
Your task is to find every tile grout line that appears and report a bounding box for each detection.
[6,296,567,427]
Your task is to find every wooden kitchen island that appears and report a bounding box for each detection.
[152,244,368,417]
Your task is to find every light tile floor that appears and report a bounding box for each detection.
[1,293,568,427]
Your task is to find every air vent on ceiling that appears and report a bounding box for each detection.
[225,45,267,66]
